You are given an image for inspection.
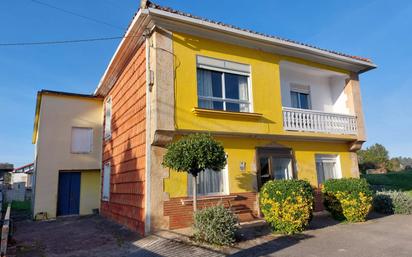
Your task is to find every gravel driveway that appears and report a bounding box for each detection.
[11,213,412,257]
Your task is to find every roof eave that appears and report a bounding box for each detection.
[147,8,377,73]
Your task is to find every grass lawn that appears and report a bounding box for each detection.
[362,169,412,196]
[3,200,31,212]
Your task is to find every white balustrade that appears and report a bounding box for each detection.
[282,107,357,135]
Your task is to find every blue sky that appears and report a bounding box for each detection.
[1,0,411,167]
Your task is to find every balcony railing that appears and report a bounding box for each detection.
[282,107,358,135]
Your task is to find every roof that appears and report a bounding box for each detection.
[14,163,34,173]
[32,90,103,144]
[143,0,373,64]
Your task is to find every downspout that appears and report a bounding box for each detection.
[144,29,152,235]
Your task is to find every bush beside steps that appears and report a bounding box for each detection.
[193,205,238,246]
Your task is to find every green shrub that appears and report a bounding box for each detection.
[323,178,372,222]
[260,179,314,235]
[193,205,238,246]
[373,190,412,215]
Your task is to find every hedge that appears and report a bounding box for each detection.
[260,179,314,234]
[323,178,372,222]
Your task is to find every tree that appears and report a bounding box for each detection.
[162,133,227,211]
[357,143,390,172]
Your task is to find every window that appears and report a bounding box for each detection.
[104,97,112,139]
[290,84,311,109]
[102,162,111,201]
[315,154,341,186]
[71,127,93,153]
[188,165,228,196]
[197,56,251,112]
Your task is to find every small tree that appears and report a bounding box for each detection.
[162,133,226,211]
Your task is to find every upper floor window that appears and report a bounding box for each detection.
[196,56,251,113]
[71,127,93,154]
[290,84,311,109]
[104,97,112,140]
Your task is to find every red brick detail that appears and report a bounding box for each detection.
[314,189,325,212]
[164,192,258,229]
[101,43,146,235]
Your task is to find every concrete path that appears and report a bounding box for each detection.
[11,213,412,257]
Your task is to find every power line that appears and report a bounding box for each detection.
[0,35,137,46]
[30,0,124,31]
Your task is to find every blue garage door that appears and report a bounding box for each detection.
[57,172,81,216]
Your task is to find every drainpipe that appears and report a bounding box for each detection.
[144,29,152,235]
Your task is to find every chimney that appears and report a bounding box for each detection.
[140,0,148,9]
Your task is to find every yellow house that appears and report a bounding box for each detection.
[32,90,103,219]
[32,0,376,235]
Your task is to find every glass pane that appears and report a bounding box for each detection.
[198,100,224,110]
[225,73,240,100]
[323,162,337,180]
[226,102,240,112]
[316,161,325,185]
[291,91,299,108]
[299,93,310,109]
[197,69,222,98]
[188,169,223,196]
[259,157,271,187]
[271,157,292,180]
[239,103,250,112]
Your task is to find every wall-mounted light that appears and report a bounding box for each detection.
[240,161,246,171]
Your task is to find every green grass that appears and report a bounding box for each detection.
[362,169,412,196]
[3,200,31,212]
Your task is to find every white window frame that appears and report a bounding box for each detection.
[196,55,253,113]
[315,154,342,185]
[104,97,112,140]
[102,162,111,201]
[290,84,311,109]
[70,127,93,154]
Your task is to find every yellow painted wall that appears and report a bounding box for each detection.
[164,138,357,198]
[34,94,103,218]
[172,32,351,139]
[80,170,101,215]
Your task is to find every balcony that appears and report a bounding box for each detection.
[282,107,358,135]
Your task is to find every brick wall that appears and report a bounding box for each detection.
[101,43,146,235]
[164,192,258,229]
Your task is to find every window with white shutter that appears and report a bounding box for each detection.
[102,162,111,201]
[71,127,93,153]
[104,97,112,139]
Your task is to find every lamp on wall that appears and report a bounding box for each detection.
[240,161,246,171]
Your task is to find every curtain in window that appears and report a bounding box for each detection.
[188,169,224,196]
[316,160,337,185]
[238,76,249,112]
[197,69,213,109]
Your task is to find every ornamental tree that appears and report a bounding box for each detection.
[162,133,226,211]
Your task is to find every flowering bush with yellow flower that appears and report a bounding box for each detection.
[323,178,372,222]
[260,180,314,234]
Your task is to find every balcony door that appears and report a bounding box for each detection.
[257,147,294,190]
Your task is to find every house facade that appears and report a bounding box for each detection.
[32,91,103,219]
[32,1,376,236]
[93,1,375,235]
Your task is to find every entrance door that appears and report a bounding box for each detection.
[57,172,81,216]
[257,148,294,190]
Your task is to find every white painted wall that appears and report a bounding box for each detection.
[280,62,350,114]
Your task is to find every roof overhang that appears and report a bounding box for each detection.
[147,8,376,73]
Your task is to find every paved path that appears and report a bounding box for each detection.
[12,214,412,257]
